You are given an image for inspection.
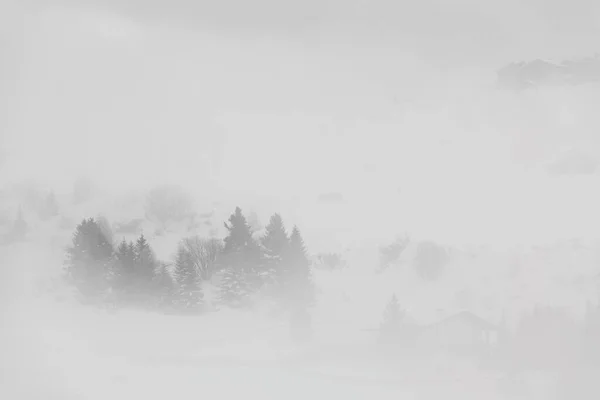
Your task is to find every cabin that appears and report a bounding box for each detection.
[415,311,500,357]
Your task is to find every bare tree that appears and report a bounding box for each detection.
[181,236,224,280]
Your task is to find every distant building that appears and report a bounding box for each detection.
[415,311,501,357]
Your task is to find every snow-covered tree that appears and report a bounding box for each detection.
[283,226,315,309]
[222,207,255,256]
[152,262,175,310]
[134,234,158,285]
[112,238,136,292]
[378,294,407,348]
[8,206,28,242]
[217,207,263,306]
[173,243,203,312]
[217,266,251,308]
[64,218,114,298]
[261,213,289,285]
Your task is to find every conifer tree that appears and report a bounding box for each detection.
[9,206,28,242]
[173,243,203,312]
[261,213,289,284]
[217,266,251,308]
[113,238,136,292]
[378,293,406,347]
[134,233,157,285]
[284,226,314,308]
[152,262,175,310]
[222,207,255,256]
[64,218,114,298]
[217,207,263,306]
[380,294,404,331]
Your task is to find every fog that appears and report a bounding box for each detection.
[2,1,600,399]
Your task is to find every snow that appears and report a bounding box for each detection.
[3,191,600,400]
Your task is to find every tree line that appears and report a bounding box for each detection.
[63,207,314,314]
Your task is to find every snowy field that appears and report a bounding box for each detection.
[4,229,598,400]
[5,4,600,399]
[0,240,516,400]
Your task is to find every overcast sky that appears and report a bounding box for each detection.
[2,0,600,247]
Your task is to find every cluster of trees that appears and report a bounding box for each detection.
[63,207,314,314]
[212,208,314,310]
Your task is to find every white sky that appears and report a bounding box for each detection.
[2,1,600,247]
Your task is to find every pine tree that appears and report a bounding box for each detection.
[10,206,28,242]
[113,238,136,292]
[284,225,314,309]
[152,262,175,310]
[64,218,114,298]
[380,294,404,331]
[222,206,255,256]
[217,266,251,308]
[378,294,406,347]
[217,207,263,306]
[261,213,289,284]
[222,207,263,274]
[134,233,157,286]
[173,243,203,312]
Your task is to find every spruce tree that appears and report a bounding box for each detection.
[378,294,406,348]
[284,226,314,309]
[217,207,263,306]
[173,243,203,312]
[134,233,157,288]
[217,266,251,308]
[380,294,404,331]
[261,213,289,284]
[10,206,28,242]
[113,238,136,293]
[64,218,114,298]
[152,262,175,310]
[222,207,255,256]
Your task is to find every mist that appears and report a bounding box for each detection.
[2,1,600,399]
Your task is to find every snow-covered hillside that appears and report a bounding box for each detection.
[3,187,600,399]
